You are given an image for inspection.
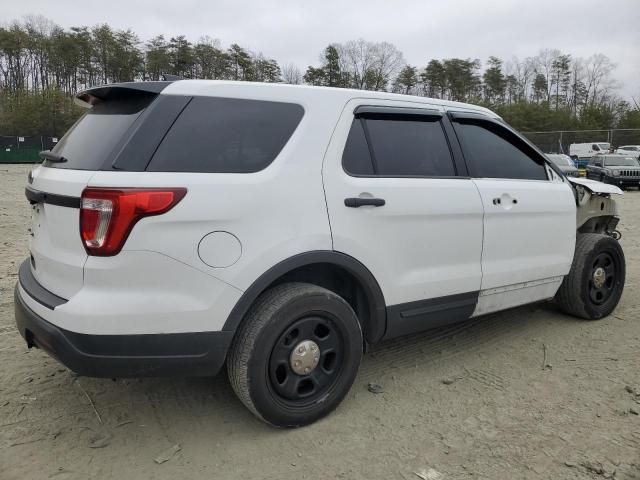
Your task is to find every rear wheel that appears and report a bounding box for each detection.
[227,282,362,427]
[556,234,625,319]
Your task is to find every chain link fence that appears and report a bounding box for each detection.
[522,129,640,155]
[0,136,59,163]
[2,129,640,164]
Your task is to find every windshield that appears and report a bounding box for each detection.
[605,157,639,167]
[547,154,574,167]
[597,143,610,150]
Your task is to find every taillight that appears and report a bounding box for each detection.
[80,188,187,256]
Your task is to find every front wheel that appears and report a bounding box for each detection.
[555,234,625,319]
[227,282,363,427]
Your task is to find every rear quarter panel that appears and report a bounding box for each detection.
[87,91,344,292]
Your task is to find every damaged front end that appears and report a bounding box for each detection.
[569,177,623,239]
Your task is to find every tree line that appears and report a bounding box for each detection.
[1,15,638,136]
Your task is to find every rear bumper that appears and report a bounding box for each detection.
[14,282,232,378]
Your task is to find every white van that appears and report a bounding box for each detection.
[569,142,610,165]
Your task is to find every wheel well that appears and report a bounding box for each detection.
[578,215,618,235]
[272,263,371,336]
[223,252,387,346]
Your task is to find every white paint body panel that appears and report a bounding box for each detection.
[27,166,93,298]
[472,179,576,292]
[323,99,484,306]
[18,251,242,334]
[568,177,624,195]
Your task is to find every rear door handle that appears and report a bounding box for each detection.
[344,197,386,208]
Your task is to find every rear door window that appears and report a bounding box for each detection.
[147,97,304,173]
[342,115,456,177]
[342,120,374,175]
[49,96,153,170]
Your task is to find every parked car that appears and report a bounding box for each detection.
[545,153,579,177]
[615,145,640,159]
[586,154,640,189]
[15,81,626,427]
[569,142,610,167]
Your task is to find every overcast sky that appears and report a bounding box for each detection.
[5,0,640,99]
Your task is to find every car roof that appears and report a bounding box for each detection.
[162,80,500,118]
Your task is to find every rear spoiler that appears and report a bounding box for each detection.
[75,81,174,108]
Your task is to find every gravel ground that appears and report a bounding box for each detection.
[1,164,639,479]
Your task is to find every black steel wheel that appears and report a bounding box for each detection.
[227,282,362,427]
[588,252,618,306]
[268,315,344,404]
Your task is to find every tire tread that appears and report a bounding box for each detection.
[555,233,624,319]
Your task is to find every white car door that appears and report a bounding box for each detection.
[322,100,484,338]
[449,112,576,316]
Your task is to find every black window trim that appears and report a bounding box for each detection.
[112,95,193,171]
[448,111,564,181]
[354,105,443,119]
[342,105,469,179]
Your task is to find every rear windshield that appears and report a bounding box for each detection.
[146,96,304,173]
[48,95,153,170]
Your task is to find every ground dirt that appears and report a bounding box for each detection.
[1,164,639,479]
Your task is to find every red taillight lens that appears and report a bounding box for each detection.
[80,188,187,256]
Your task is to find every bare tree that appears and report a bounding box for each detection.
[505,56,534,101]
[583,54,617,107]
[281,63,302,84]
[334,39,404,91]
[533,48,561,102]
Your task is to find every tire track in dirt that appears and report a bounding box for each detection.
[360,307,544,381]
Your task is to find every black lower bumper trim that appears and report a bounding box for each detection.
[14,284,232,377]
[601,177,640,187]
[18,259,67,310]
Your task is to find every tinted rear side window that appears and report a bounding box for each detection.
[365,118,455,176]
[342,116,455,177]
[50,96,152,170]
[455,122,547,180]
[342,120,374,175]
[147,97,304,173]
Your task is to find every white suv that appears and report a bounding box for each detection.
[15,80,626,427]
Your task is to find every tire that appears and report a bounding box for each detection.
[555,233,625,320]
[227,282,363,427]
